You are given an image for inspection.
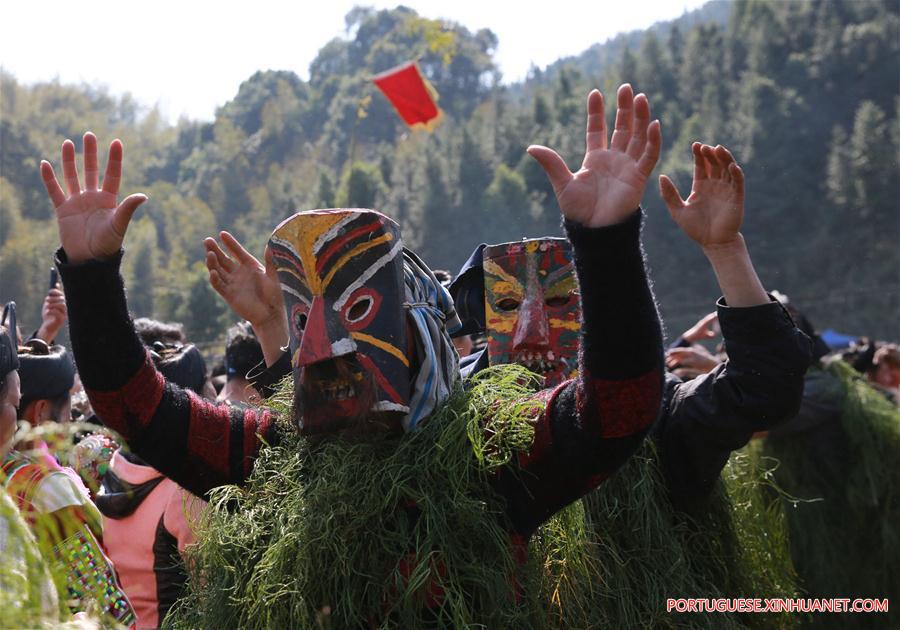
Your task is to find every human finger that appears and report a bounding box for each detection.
[637,119,661,178]
[204,237,236,273]
[40,161,66,208]
[101,139,123,195]
[714,145,734,168]
[609,84,634,152]
[526,145,573,196]
[691,142,708,182]
[221,231,256,265]
[701,144,723,179]
[729,163,745,200]
[658,174,685,213]
[111,193,147,237]
[585,90,607,152]
[61,140,81,196]
[208,269,228,295]
[626,93,650,160]
[83,132,100,191]
[698,312,718,327]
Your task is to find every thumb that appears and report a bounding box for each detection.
[527,145,572,194]
[658,175,685,215]
[111,194,148,236]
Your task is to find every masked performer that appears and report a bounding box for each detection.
[452,143,811,627]
[40,85,664,626]
[452,142,811,512]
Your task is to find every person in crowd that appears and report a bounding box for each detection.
[451,141,811,512]
[17,338,76,427]
[0,322,135,626]
[94,345,207,629]
[40,84,665,625]
[134,317,218,401]
[433,269,474,358]
[845,338,900,403]
[760,304,899,617]
[217,321,264,404]
[1,338,65,626]
[133,318,186,347]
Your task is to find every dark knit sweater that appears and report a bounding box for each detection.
[57,211,663,537]
[654,297,811,512]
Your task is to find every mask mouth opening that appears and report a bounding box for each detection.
[294,355,395,436]
[511,349,561,375]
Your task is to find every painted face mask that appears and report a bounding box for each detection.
[269,209,411,435]
[483,238,580,387]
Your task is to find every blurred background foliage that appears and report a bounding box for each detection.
[1,0,897,349]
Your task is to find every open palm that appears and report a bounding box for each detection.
[659,143,745,249]
[205,232,284,328]
[528,84,662,227]
[41,133,147,264]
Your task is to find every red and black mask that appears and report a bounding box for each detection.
[268,209,411,435]
[482,238,579,387]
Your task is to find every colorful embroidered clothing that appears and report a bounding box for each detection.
[2,450,136,626]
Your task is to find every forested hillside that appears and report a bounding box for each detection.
[1,0,897,349]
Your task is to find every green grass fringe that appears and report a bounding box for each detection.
[762,360,900,628]
[166,363,802,629]
[0,488,63,626]
[535,439,798,629]
[168,365,557,628]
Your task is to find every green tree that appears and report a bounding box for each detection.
[336,161,384,208]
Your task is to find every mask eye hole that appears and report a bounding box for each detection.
[346,295,374,324]
[496,298,520,312]
[545,295,571,308]
[292,303,310,337]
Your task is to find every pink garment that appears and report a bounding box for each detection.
[101,450,205,629]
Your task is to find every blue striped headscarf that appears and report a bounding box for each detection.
[402,249,462,431]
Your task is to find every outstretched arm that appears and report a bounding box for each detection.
[42,133,277,497]
[495,86,665,536]
[659,143,767,308]
[655,144,811,511]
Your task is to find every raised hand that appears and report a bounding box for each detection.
[36,287,67,343]
[681,312,719,344]
[205,232,282,326]
[659,143,744,250]
[660,143,768,308]
[205,232,288,365]
[528,84,662,227]
[40,133,147,264]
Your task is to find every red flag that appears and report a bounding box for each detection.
[373,62,442,130]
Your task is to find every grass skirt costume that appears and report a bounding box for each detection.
[762,360,899,628]
[169,368,798,629]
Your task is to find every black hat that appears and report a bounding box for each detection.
[150,342,208,393]
[447,244,488,337]
[18,339,77,402]
[0,303,20,390]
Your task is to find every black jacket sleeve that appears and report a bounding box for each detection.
[57,249,279,498]
[654,297,812,512]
